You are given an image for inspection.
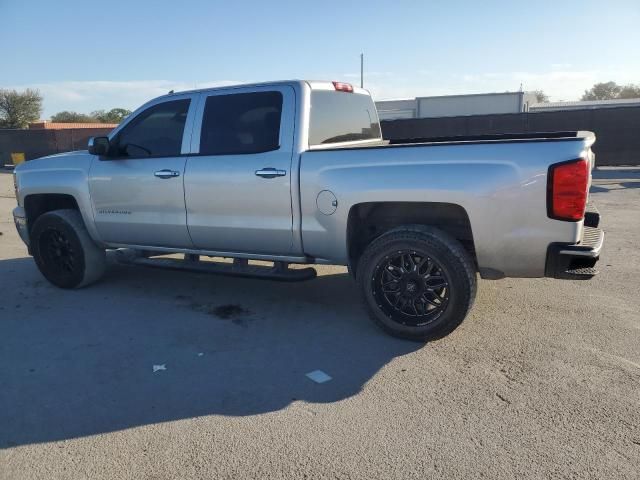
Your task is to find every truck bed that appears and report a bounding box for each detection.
[387,131,592,146]
[309,131,595,152]
[300,130,596,277]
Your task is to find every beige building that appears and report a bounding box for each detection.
[376,91,538,120]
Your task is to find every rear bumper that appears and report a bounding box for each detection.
[545,204,604,280]
[12,206,30,247]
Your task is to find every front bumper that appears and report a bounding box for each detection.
[12,206,30,247]
[545,204,604,280]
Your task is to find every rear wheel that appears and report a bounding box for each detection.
[31,209,106,289]
[357,226,476,341]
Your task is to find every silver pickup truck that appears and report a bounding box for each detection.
[12,80,604,340]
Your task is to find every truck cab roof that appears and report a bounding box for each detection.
[162,80,372,99]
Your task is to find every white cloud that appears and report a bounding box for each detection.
[458,69,640,101]
[371,67,640,102]
[551,63,573,70]
[4,80,239,119]
[6,67,639,118]
[452,70,599,100]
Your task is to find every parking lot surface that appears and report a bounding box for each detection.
[0,167,639,479]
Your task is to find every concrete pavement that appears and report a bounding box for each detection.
[0,168,638,479]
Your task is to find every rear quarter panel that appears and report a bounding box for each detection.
[300,139,591,277]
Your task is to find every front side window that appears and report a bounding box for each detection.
[200,91,283,155]
[113,99,190,158]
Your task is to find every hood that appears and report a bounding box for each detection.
[15,150,93,173]
[30,150,89,161]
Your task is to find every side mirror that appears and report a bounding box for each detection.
[88,136,110,156]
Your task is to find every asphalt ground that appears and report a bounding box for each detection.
[0,167,638,479]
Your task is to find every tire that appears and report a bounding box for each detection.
[31,209,106,289]
[357,225,476,341]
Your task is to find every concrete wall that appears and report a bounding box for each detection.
[380,106,640,166]
[522,92,538,112]
[416,92,525,118]
[378,109,416,121]
[0,127,114,164]
[375,99,417,120]
[376,92,535,120]
[530,99,640,112]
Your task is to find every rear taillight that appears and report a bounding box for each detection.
[547,159,589,221]
[332,81,354,93]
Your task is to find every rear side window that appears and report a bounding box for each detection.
[114,99,190,157]
[309,91,381,145]
[200,92,283,155]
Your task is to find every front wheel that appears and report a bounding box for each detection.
[31,209,106,289]
[357,226,477,341]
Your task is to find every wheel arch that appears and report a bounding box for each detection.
[24,193,80,235]
[346,201,477,277]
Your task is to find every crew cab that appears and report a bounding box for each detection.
[12,80,604,340]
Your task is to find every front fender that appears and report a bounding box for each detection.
[16,153,103,246]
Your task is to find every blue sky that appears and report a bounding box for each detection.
[1,0,639,118]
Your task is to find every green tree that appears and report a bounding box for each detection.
[52,108,131,123]
[618,84,640,99]
[50,111,98,123]
[532,90,549,103]
[0,88,43,128]
[581,81,622,100]
[581,81,640,101]
[92,108,131,123]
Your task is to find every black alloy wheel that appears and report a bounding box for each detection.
[372,250,450,326]
[39,227,77,276]
[357,226,477,341]
[30,209,106,289]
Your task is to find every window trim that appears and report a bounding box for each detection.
[104,95,196,160]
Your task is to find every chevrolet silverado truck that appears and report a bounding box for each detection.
[12,80,604,340]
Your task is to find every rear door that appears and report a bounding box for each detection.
[184,86,296,254]
[89,95,196,248]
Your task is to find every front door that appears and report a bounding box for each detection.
[89,96,196,248]
[184,86,295,254]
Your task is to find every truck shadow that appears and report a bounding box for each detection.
[590,168,640,192]
[590,181,640,193]
[592,167,640,180]
[0,257,421,448]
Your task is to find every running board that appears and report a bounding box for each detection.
[116,252,317,282]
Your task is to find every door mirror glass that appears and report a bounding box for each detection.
[88,136,110,156]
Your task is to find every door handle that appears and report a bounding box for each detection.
[255,168,286,179]
[154,169,181,179]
